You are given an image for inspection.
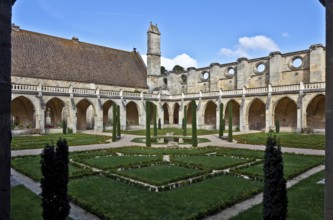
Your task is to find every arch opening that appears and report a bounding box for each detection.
[225,100,240,130]
[126,102,139,126]
[248,99,266,130]
[162,103,169,124]
[45,98,65,128]
[173,103,180,124]
[306,95,325,130]
[76,99,95,130]
[204,101,217,127]
[274,97,297,131]
[11,96,35,129]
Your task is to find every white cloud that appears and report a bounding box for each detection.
[282,32,290,38]
[219,35,280,59]
[141,53,198,70]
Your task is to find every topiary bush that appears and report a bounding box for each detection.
[153,105,157,137]
[263,134,287,220]
[192,100,197,147]
[117,105,121,139]
[62,120,67,134]
[183,106,187,136]
[219,103,224,138]
[146,101,151,147]
[112,104,117,142]
[275,119,280,133]
[228,102,233,142]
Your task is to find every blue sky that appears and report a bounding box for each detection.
[13,0,325,70]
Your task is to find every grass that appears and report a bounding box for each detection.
[11,185,43,220]
[78,155,161,170]
[11,156,93,181]
[232,170,324,220]
[118,164,201,185]
[234,132,325,149]
[234,154,323,180]
[172,155,252,170]
[119,128,218,136]
[113,146,219,155]
[69,174,262,220]
[11,133,111,150]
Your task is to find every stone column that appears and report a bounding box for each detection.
[240,88,247,132]
[296,108,302,133]
[320,0,333,218]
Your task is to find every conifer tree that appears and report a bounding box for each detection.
[41,144,57,220]
[183,106,187,136]
[146,101,151,147]
[275,119,280,133]
[153,105,157,137]
[117,105,121,139]
[219,103,224,137]
[228,102,233,142]
[192,100,198,147]
[54,138,70,219]
[112,104,117,142]
[158,118,161,129]
[263,134,287,220]
[62,120,67,134]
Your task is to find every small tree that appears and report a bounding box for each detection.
[183,106,187,136]
[153,105,157,137]
[54,138,70,219]
[112,104,117,142]
[62,120,67,134]
[228,102,233,142]
[192,100,198,147]
[117,105,121,139]
[263,134,287,220]
[41,144,57,220]
[146,101,151,147]
[172,64,185,73]
[219,103,224,138]
[275,119,280,133]
[158,118,161,129]
[41,139,70,220]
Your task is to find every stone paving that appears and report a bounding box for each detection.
[10,131,325,220]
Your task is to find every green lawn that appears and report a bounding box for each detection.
[234,132,325,149]
[11,133,112,150]
[69,175,262,220]
[232,171,324,220]
[172,155,252,170]
[119,128,218,136]
[118,164,201,185]
[113,146,219,155]
[234,154,323,180]
[78,155,161,170]
[11,185,43,220]
[12,156,93,181]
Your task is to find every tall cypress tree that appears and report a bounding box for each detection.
[117,105,121,139]
[158,118,161,129]
[146,101,151,147]
[275,119,280,133]
[55,138,70,219]
[112,104,117,142]
[263,134,287,220]
[219,103,224,137]
[153,104,157,137]
[228,102,233,142]
[192,100,198,147]
[183,106,187,136]
[41,144,57,220]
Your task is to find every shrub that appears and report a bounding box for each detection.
[192,100,197,147]
[112,104,117,142]
[263,134,287,220]
[62,120,67,134]
[153,105,157,137]
[146,101,151,147]
[219,103,224,138]
[228,103,233,142]
[117,105,121,139]
[275,120,280,133]
[158,118,161,129]
[183,106,187,136]
[67,128,73,134]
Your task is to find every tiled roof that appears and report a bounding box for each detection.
[12,29,148,89]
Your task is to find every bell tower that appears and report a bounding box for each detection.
[147,22,161,76]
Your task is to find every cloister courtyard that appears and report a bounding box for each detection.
[10,129,325,219]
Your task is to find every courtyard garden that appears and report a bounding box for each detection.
[11,146,324,219]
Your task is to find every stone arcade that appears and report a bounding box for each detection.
[11,23,326,134]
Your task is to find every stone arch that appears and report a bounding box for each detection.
[173,103,180,124]
[45,97,65,128]
[248,98,266,130]
[274,97,297,130]
[204,101,217,126]
[11,96,36,128]
[102,100,115,127]
[306,94,325,130]
[76,99,96,130]
[126,101,139,125]
[162,103,170,124]
[225,99,240,129]
[186,102,193,124]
